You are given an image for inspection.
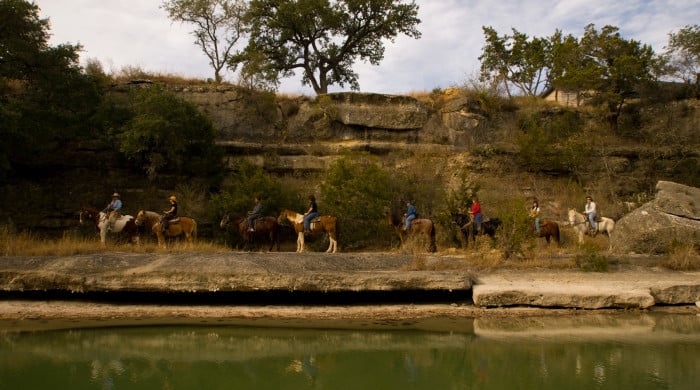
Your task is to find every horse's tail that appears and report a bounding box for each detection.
[191,219,198,240]
[429,220,437,253]
[553,222,560,244]
[333,217,339,243]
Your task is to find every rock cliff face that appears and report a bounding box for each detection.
[612,181,700,253]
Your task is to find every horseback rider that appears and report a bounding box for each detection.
[404,199,418,232]
[530,199,541,233]
[584,196,597,235]
[247,196,263,232]
[303,195,318,234]
[469,196,483,233]
[104,192,122,231]
[162,195,178,233]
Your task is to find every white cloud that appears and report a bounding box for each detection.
[35,0,700,94]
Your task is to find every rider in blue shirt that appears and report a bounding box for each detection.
[105,192,122,231]
[404,200,418,232]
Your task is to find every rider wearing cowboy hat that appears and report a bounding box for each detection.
[162,195,178,233]
[584,196,597,235]
[105,192,122,231]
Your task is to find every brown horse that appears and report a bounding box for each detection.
[536,220,560,245]
[135,210,197,248]
[79,206,140,247]
[386,212,437,253]
[278,209,338,253]
[220,213,280,251]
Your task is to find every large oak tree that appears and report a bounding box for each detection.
[241,0,421,94]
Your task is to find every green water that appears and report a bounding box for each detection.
[1,314,699,389]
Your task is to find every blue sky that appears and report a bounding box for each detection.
[36,0,700,95]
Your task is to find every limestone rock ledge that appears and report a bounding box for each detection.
[472,271,700,309]
[1,254,698,310]
[0,253,470,294]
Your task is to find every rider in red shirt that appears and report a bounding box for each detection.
[469,196,483,233]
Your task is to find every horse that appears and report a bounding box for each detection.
[536,220,560,245]
[79,206,140,247]
[277,209,338,253]
[135,210,197,248]
[385,212,437,253]
[451,212,502,248]
[220,213,280,251]
[567,208,615,247]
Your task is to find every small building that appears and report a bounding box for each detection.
[542,88,588,107]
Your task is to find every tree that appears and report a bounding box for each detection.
[320,154,394,248]
[114,86,223,183]
[242,0,421,94]
[551,24,665,125]
[161,0,248,83]
[479,26,553,97]
[0,0,101,181]
[665,24,700,86]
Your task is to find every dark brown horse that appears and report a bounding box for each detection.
[220,213,280,251]
[278,209,338,253]
[386,212,437,253]
[135,210,197,248]
[536,220,560,245]
[451,212,501,249]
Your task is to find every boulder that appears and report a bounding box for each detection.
[329,92,429,130]
[611,181,700,253]
[438,88,485,132]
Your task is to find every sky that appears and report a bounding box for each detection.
[34,0,700,95]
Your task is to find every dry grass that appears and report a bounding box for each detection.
[664,245,700,270]
[1,227,230,256]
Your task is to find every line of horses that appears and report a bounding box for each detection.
[79,207,197,248]
[80,205,615,252]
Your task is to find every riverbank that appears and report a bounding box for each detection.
[1,252,699,331]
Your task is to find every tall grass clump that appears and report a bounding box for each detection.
[575,242,610,272]
[663,241,700,270]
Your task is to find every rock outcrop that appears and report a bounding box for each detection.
[611,181,700,253]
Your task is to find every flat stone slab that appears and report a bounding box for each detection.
[0,253,471,294]
[473,270,700,309]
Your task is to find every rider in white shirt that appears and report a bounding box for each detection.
[584,196,597,233]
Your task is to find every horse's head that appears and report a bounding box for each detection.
[135,210,146,226]
[79,207,98,225]
[451,212,469,227]
[219,213,231,229]
[567,208,578,225]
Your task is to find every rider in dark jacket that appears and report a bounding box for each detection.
[162,195,178,232]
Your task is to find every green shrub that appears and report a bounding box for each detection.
[111,85,224,184]
[320,154,394,249]
[496,198,534,259]
[575,243,610,272]
[209,160,297,245]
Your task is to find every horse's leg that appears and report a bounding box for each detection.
[156,231,165,248]
[297,231,304,253]
[326,231,336,253]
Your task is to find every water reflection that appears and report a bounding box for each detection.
[1,314,699,389]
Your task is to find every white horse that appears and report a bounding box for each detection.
[79,207,140,247]
[567,208,615,247]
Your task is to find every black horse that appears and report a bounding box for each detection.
[451,212,502,248]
